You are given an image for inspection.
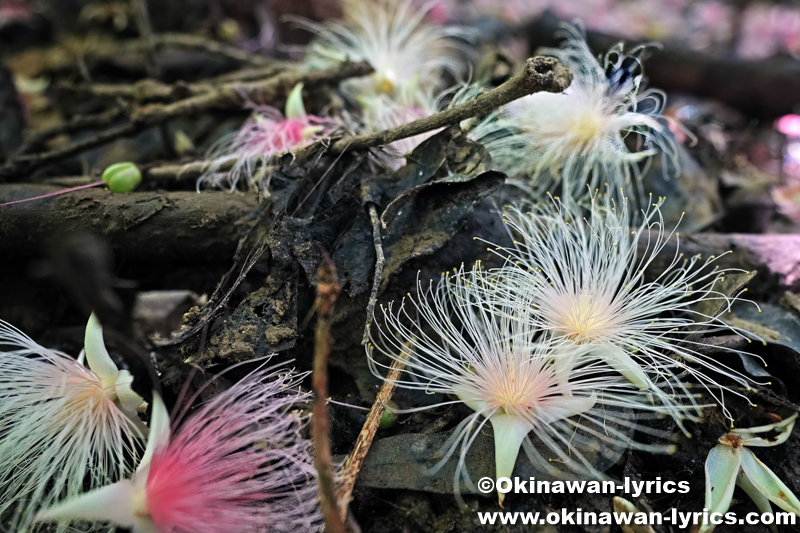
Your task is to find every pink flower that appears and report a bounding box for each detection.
[234,110,328,158]
[36,359,321,533]
[200,83,338,191]
[777,114,800,138]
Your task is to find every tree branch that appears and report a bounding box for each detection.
[325,56,571,155]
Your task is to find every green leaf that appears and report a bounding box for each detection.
[727,302,800,356]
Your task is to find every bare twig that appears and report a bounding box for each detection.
[130,60,370,124]
[98,33,280,67]
[59,61,289,103]
[150,33,277,67]
[337,350,408,520]
[131,0,159,79]
[211,64,291,83]
[143,157,279,187]
[16,107,125,156]
[362,204,386,345]
[144,157,235,184]
[62,78,210,102]
[324,56,571,155]
[3,123,139,178]
[0,61,372,180]
[312,256,346,533]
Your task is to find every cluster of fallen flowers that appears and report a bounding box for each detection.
[2,1,799,532]
[367,189,774,506]
[200,0,674,200]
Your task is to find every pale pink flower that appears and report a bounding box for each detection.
[36,360,320,533]
[0,314,147,532]
[302,0,469,102]
[479,194,765,430]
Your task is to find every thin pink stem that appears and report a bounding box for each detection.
[0,181,105,208]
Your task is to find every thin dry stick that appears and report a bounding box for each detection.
[326,56,571,155]
[337,350,409,521]
[151,33,278,67]
[131,0,159,79]
[362,204,386,345]
[62,62,289,103]
[16,107,124,156]
[130,60,371,126]
[312,256,346,533]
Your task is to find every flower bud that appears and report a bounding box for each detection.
[102,162,142,193]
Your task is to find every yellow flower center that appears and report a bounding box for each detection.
[551,293,615,344]
[565,111,605,151]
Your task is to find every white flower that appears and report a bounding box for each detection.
[0,313,147,532]
[302,0,470,167]
[302,0,469,101]
[367,264,676,505]
[35,360,320,533]
[470,23,675,199]
[480,193,763,431]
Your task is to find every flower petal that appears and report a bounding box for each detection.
[138,392,171,475]
[84,313,119,380]
[738,413,798,447]
[596,344,650,391]
[284,83,306,119]
[701,443,742,533]
[538,394,597,424]
[115,369,147,414]
[740,447,800,514]
[736,467,774,516]
[489,413,532,506]
[34,480,136,527]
